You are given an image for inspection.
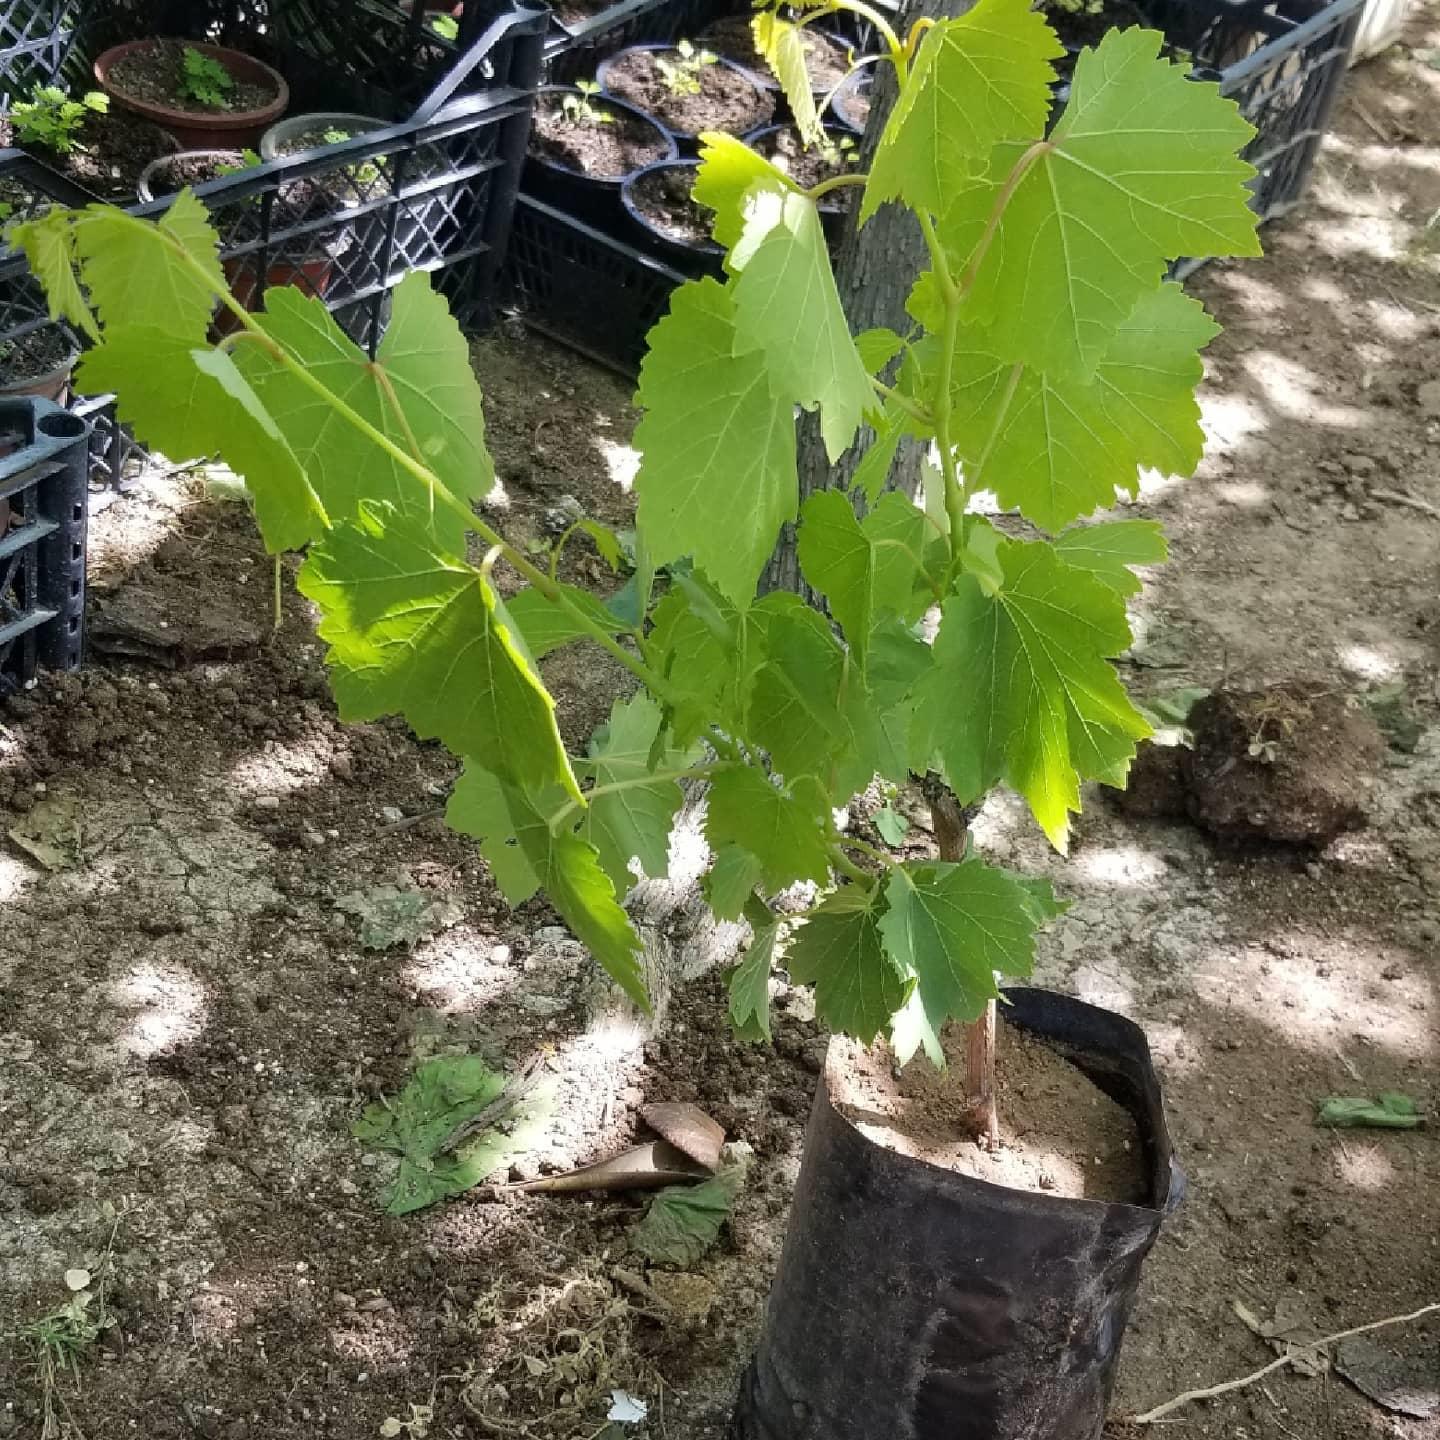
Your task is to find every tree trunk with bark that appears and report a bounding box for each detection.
[763,0,972,595]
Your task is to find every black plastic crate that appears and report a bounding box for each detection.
[0,0,69,107]
[501,191,705,374]
[0,395,89,695]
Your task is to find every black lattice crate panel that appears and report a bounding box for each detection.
[0,399,87,695]
[0,0,70,105]
[502,193,707,374]
[0,150,97,239]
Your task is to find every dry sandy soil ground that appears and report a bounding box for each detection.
[2,17,1439,1440]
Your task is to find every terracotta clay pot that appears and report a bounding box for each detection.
[94,39,289,150]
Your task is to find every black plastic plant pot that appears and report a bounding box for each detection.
[621,160,724,266]
[695,16,853,100]
[0,323,81,405]
[730,987,1184,1440]
[596,44,776,149]
[828,66,871,135]
[524,85,678,232]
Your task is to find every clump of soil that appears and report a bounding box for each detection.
[0,108,178,202]
[0,324,76,393]
[1181,684,1384,846]
[529,93,671,179]
[749,124,859,192]
[697,15,851,91]
[832,1020,1147,1204]
[627,164,717,250]
[106,40,278,114]
[602,47,775,138]
[1112,740,1190,820]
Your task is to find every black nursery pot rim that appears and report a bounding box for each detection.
[825,984,1183,1219]
[620,158,723,258]
[258,111,388,162]
[528,85,679,187]
[0,323,81,394]
[828,65,871,135]
[741,121,856,213]
[595,44,772,141]
[699,22,850,93]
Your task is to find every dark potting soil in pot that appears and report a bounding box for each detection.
[699,15,851,91]
[604,50,774,138]
[530,96,670,179]
[0,109,178,202]
[629,165,714,247]
[107,40,279,115]
[751,125,859,191]
[550,0,620,26]
[155,152,244,190]
[0,325,73,388]
[832,1017,1147,1203]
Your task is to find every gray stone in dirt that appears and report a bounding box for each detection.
[1180,686,1384,846]
[1416,379,1440,417]
[89,581,263,665]
[1335,1333,1439,1418]
[541,494,585,536]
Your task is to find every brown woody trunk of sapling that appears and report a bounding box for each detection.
[927,781,998,1148]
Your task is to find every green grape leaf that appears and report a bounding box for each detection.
[73,192,226,343]
[705,845,765,920]
[630,1166,745,1267]
[705,767,831,890]
[951,283,1220,529]
[912,536,1150,848]
[374,270,496,515]
[650,576,762,745]
[881,857,1055,1064]
[731,187,871,462]
[1052,518,1167,596]
[850,405,909,504]
[504,582,624,659]
[874,804,909,845]
[747,594,897,792]
[797,489,930,663]
[576,518,623,571]
[447,766,649,1010]
[238,284,488,556]
[943,27,1260,377]
[694,131,792,252]
[787,885,910,1043]
[77,327,325,553]
[444,764,543,904]
[862,0,1062,223]
[752,12,821,143]
[728,900,777,1041]
[10,208,97,340]
[300,504,580,801]
[581,692,690,893]
[634,278,797,606]
[855,327,906,374]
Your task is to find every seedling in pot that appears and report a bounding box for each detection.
[430,13,460,39]
[9,85,108,155]
[319,127,384,190]
[815,130,856,168]
[181,45,236,110]
[561,79,615,127]
[656,38,717,96]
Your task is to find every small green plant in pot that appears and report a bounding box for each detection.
[15,0,1259,1425]
[656,37,718,95]
[8,85,108,156]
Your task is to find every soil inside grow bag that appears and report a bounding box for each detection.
[604,49,775,138]
[699,15,852,92]
[106,40,280,116]
[0,326,73,388]
[531,96,670,179]
[832,1018,1148,1203]
[750,124,858,191]
[629,164,714,246]
[0,109,178,203]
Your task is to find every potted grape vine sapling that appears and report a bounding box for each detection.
[525,81,677,228]
[94,39,289,150]
[16,0,1262,1429]
[598,40,775,144]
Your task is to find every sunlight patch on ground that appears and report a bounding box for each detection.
[1239,351,1371,428]
[1197,392,1269,455]
[1074,845,1167,890]
[1212,479,1271,508]
[111,961,210,1057]
[1331,1140,1398,1192]
[0,851,32,905]
[597,437,640,492]
[1193,936,1435,1062]
[1338,641,1402,681]
[406,930,512,1013]
[228,733,341,798]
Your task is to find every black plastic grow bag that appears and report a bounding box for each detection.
[730,987,1183,1440]
[0,395,89,694]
